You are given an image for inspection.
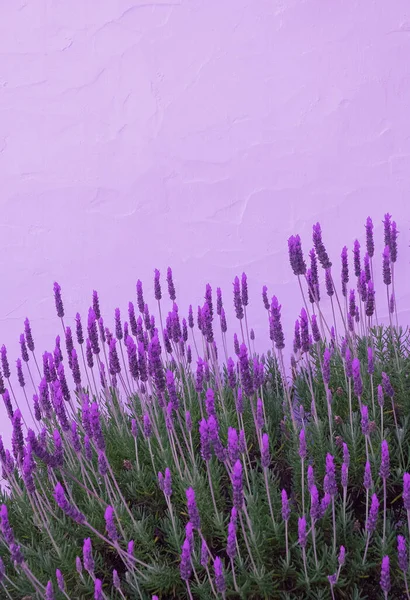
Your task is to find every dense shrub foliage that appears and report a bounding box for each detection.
[0,215,408,599]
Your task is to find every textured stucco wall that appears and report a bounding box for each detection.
[1,1,410,437]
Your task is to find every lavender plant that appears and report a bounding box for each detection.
[0,217,409,599]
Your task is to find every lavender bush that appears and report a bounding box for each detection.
[0,215,409,599]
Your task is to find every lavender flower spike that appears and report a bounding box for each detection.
[380,556,391,595]
[83,538,95,574]
[180,538,192,581]
[288,234,307,276]
[298,516,307,548]
[232,459,244,511]
[383,246,391,286]
[281,489,290,521]
[403,473,410,510]
[366,493,379,535]
[214,556,226,593]
[380,440,390,480]
[53,282,64,318]
[186,488,201,529]
[104,506,118,542]
[233,276,244,320]
[312,222,332,269]
[45,581,55,600]
[54,482,85,524]
[365,217,374,257]
[398,535,408,572]
[324,454,337,496]
[270,296,285,350]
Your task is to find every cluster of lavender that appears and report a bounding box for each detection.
[0,215,408,599]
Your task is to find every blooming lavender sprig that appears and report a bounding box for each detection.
[313,222,332,269]
[261,433,270,468]
[83,538,95,574]
[398,535,408,572]
[300,308,310,352]
[270,296,285,350]
[288,235,307,276]
[53,282,64,318]
[341,246,349,296]
[54,482,85,524]
[366,493,379,535]
[364,461,373,490]
[180,538,192,581]
[361,405,369,436]
[24,318,35,352]
[90,403,105,451]
[383,246,391,286]
[381,372,394,398]
[167,267,176,301]
[232,460,243,511]
[324,454,337,496]
[380,556,391,595]
[311,314,321,342]
[214,556,226,593]
[298,516,307,548]
[226,521,236,558]
[186,488,200,529]
[94,579,103,600]
[233,276,244,320]
[390,220,398,263]
[104,506,118,542]
[380,440,390,480]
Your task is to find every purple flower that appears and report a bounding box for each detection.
[341,463,348,488]
[232,460,243,511]
[238,430,246,454]
[83,537,95,573]
[281,489,290,521]
[377,384,384,408]
[148,335,165,393]
[313,222,332,269]
[114,307,123,341]
[311,314,321,342]
[256,398,264,429]
[92,290,101,320]
[233,333,240,356]
[293,320,301,354]
[366,493,379,535]
[361,405,369,436]
[383,213,392,248]
[199,419,211,462]
[300,308,310,353]
[24,318,35,352]
[322,348,331,385]
[19,334,29,363]
[403,473,410,510]
[126,337,138,379]
[233,276,244,320]
[299,429,307,459]
[0,505,15,545]
[164,468,172,497]
[358,270,367,302]
[53,282,64,318]
[298,516,307,548]
[187,304,194,329]
[56,569,65,592]
[11,410,24,461]
[324,454,337,496]
[238,344,253,397]
[113,569,121,590]
[98,451,108,477]
[364,461,373,490]
[127,540,134,557]
[220,307,227,333]
[205,388,216,417]
[391,221,398,263]
[341,246,349,297]
[94,579,103,600]
[186,488,201,529]
[154,269,161,301]
[200,539,208,567]
[345,347,353,378]
[365,216,374,258]
[309,248,320,301]
[136,279,144,314]
[54,482,85,524]
[3,389,13,420]
[270,296,285,350]
[71,421,82,454]
[381,372,394,398]
[262,285,270,310]
[261,433,270,468]
[128,302,137,336]
[45,581,55,600]
[349,289,356,318]
[33,395,41,421]
[310,485,320,520]
[320,493,331,518]
[87,309,100,355]
[380,556,391,594]
[228,427,239,463]
[227,520,237,558]
[180,538,192,581]
[214,556,226,593]
[353,239,361,278]
[90,403,105,451]
[71,349,81,386]
[75,557,82,575]
[208,415,226,462]
[307,465,315,491]
[288,235,307,276]
[167,267,176,301]
[16,359,25,388]
[105,506,118,541]
[143,414,152,439]
[109,339,121,375]
[383,246,391,286]
[380,440,390,480]
[398,535,408,572]
[325,268,334,297]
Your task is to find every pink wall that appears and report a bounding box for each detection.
[1,1,410,440]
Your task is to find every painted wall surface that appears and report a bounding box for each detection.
[1,1,410,439]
